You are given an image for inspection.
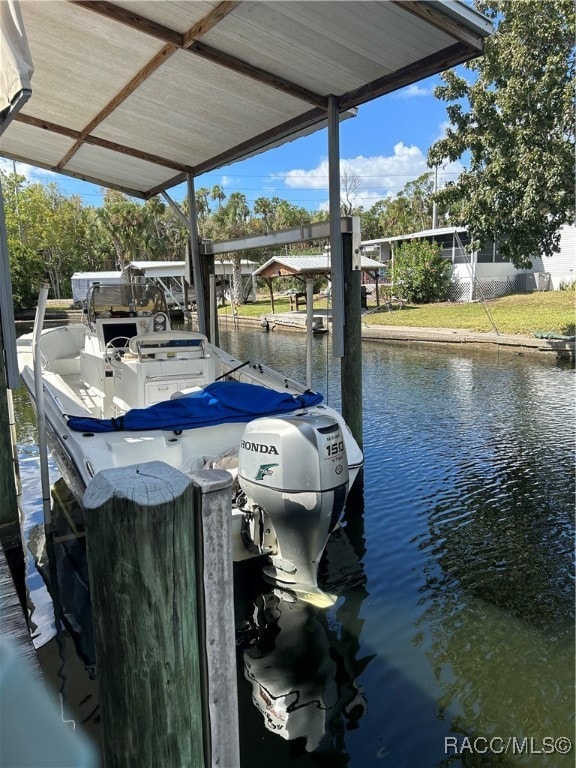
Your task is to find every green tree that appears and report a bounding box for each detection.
[195,187,211,237]
[212,192,251,305]
[96,191,181,268]
[253,196,276,232]
[210,185,226,210]
[360,173,437,239]
[393,240,452,303]
[428,0,575,268]
[96,190,146,269]
[2,171,95,306]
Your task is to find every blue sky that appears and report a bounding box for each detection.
[3,72,466,213]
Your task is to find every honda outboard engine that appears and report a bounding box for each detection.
[238,412,349,602]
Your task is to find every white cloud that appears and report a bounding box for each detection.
[0,158,57,183]
[271,127,467,210]
[220,175,239,188]
[434,120,454,143]
[391,83,434,99]
[271,142,431,207]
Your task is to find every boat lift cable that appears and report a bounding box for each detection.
[454,230,500,335]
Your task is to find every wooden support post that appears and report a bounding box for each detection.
[266,278,275,313]
[83,462,204,768]
[84,462,204,768]
[202,253,215,345]
[83,461,240,768]
[341,232,363,449]
[0,350,18,529]
[189,469,240,768]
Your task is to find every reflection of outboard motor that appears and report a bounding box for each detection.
[238,413,349,599]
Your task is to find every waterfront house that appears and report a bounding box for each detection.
[362,224,575,301]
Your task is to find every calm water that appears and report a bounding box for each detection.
[14,327,575,768]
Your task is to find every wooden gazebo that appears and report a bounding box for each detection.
[253,253,383,312]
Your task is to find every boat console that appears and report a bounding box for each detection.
[80,282,218,412]
[113,332,218,410]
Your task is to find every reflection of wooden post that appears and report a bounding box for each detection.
[84,462,204,768]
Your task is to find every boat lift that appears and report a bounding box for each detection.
[123,258,257,313]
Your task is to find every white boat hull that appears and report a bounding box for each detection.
[17,283,362,599]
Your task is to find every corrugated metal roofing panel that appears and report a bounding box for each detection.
[94,51,308,166]
[0,120,74,169]
[66,144,173,196]
[254,253,383,276]
[0,0,491,198]
[202,1,459,94]
[19,1,162,131]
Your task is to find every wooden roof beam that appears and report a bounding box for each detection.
[15,113,194,174]
[339,43,480,111]
[392,1,486,49]
[54,45,177,172]
[70,0,325,107]
[56,0,325,179]
[69,0,184,46]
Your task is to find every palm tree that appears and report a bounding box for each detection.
[210,185,226,210]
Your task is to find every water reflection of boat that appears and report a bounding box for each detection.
[28,479,95,674]
[236,523,373,753]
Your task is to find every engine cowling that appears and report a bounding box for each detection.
[238,412,349,599]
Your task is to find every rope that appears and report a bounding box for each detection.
[454,230,500,335]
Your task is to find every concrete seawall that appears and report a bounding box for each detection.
[241,311,575,362]
[16,308,575,362]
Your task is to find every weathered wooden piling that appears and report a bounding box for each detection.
[0,344,18,531]
[341,230,363,448]
[84,461,239,768]
[83,461,239,768]
[189,468,239,768]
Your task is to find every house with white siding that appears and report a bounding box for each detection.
[530,224,575,290]
[361,225,575,301]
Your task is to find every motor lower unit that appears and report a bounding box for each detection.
[238,412,349,594]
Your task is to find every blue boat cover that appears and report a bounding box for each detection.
[67,381,323,433]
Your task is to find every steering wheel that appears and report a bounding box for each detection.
[104,336,132,368]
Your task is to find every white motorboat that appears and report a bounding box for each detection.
[17,281,363,602]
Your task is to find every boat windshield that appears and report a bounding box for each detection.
[86,282,168,323]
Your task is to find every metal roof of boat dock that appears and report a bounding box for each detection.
[254,253,384,278]
[0,1,491,198]
[125,259,256,277]
[362,225,469,245]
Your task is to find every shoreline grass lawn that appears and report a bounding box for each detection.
[45,291,574,337]
[363,292,575,336]
[224,291,575,337]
